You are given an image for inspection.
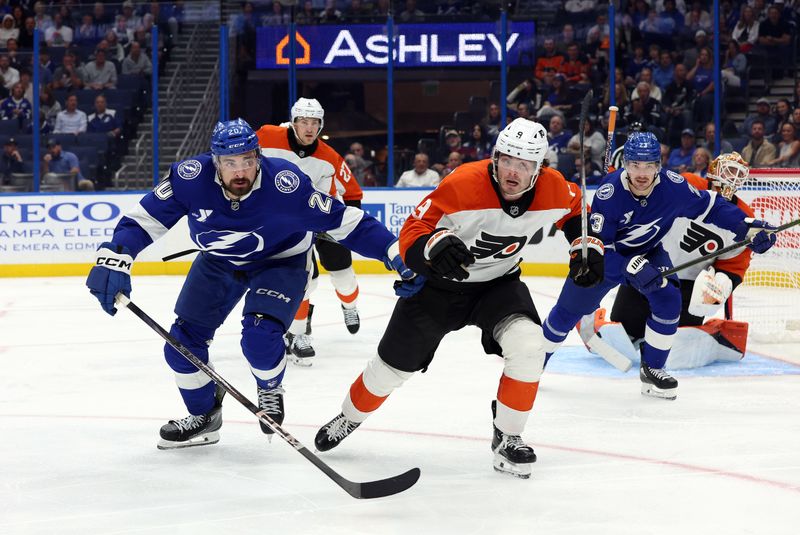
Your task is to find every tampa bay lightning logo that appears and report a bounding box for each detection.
[666,170,684,183]
[596,183,615,200]
[275,170,300,193]
[195,229,265,257]
[618,218,662,248]
[177,160,202,180]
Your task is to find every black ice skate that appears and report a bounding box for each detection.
[341,304,360,334]
[257,385,285,439]
[285,332,315,366]
[640,363,678,400]
[305,303,315,335]
[490,401,536,478]
[314,413,361,452]
[157,385,225,450]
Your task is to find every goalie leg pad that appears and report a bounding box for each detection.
[343,355,414,422]
[666,320,748,369]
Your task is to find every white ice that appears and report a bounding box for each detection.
[1,275,799,535]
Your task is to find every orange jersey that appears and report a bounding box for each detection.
[256,124,363,201]
[400,160,583,283]
[660,172,754,281]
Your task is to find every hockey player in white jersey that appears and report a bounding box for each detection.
[580,152,755,368]
[541,132,777,400]
[85,119,416,449]
[257,98,364,366]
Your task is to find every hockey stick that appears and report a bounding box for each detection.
[577,90,594,273]
[115,294,421,499]
[661,218,800,278]
[603,106,619,174]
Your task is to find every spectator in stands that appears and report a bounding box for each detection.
[660,142,671,167]
[17,17,35,49]
[792,107,800,133]
[506,79,537,116]
[345,142,374,186]
[688,46,714,125]
[0,14,17,44]
[42,138,87,191]
[570,151,604,186]
[631,69,662,102]
[515,102,533,121]
[121,1,142,32]
[438,129,475,164]
[698,122,734,154]
[53,94,87,134]
[344,0,371,21]
[625,83,664,130]
[757,4,792,78]
[105,30,126,63]
[556,24,577,56]
[567,118,606,169]
[263,2,290,26]
[396,153,439,187]
[741,120,777,168]
[793,80,800,110]
[439,151,462,179]
[625,44,648,88]
[766,122,800,168]
[741,97,777,137]
[603,71,629,111]
[560,43,589,87]
[652,51,674,92]
[462,124,492,160]
[0,54,17,92]
[10,6,24,29]
[84,48,117,90]
[685,2,712,36]
[0,81,31,124]
[399,0,425,22]
[548,114,572,153]
[667,128,697,172]
[319,0,343,23]
[662,63,695,139]
[87,94,121,139]
[51,51,86,91]
[122,41,152,76]
[295,1,318,25]
[18,69,33,103]
[45,13,73,47]
[690,146,711,177]
[1,137,23,183]
[774,99,792,128]
[540,74,571,121]
[6,38,25,72]
[720,41,747,90]
[75,14,99,45]
[40,86,61,133]
[482,102,502,139]
[682,29,709,68]
[732,5,759,53]
[33,1,54,33]
[659,0,685,34]
[534,39,563,86]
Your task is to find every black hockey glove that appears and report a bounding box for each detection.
[423,229,475,281]
[568,237,605,288]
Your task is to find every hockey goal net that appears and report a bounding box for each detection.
[734,170,800,342]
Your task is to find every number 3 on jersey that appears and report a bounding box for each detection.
[308,192,333,213]
[590,212,604,233]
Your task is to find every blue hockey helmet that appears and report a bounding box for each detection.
[210,118,259,157]
[623,131,661,164]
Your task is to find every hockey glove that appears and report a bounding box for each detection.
[423,228,475,281]
[568,237,605,288]
[86,242,133,316]
[688,267,732,317]
[625,255,667,294]
[393,275,427,298]
[383,240,416,280]
[736,218,778,254]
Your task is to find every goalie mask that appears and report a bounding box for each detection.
[491,118,549,195]
[707,152,749,201]
[290,97,324,142]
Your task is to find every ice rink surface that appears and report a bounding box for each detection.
[2,274,799,534]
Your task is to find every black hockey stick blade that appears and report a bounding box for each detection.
[116,295,421,499]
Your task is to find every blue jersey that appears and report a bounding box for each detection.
[112,153,396,269]
[590,168,746,259]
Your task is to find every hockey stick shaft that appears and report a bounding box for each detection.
[662,218,800,278]
[603,106,619,174]
[115,295,420,499]
[578,90,594,269]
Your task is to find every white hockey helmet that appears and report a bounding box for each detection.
[492,118,549,191]
[290,97,325,137]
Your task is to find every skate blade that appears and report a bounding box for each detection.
[492,454,532,479]
[157,431,220,450]
[641,383,678,400]
[289,354,314,367]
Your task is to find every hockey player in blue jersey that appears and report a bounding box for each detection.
[86,118,418,449]
[541,131,776,400]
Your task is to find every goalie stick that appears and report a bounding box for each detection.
[115,294,421,500]
[661,218,800,278]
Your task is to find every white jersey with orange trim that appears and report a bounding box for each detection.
[256,124,362,202]
[400,160,583,284]
[661,173,754,282]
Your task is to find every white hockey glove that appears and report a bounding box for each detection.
[688,267,732,317]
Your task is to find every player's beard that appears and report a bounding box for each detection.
[222,175,255,198]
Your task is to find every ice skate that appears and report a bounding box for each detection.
[285,332,315,366]
[491,425,537,479]
[341,304,360,334]
[158,386,225,450]
[314,413,361,452]
[640,364,678,400]
[257,385,285,439]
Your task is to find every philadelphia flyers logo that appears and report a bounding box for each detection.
[680,221,724,255]
[470,231,527,259]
